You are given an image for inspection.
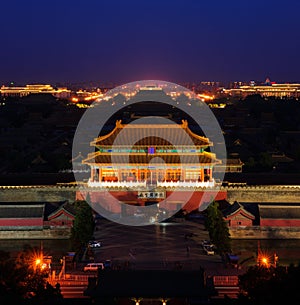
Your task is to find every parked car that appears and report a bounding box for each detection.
[83,263,104,272]
[88,240,102,248]
[203,245,215,255]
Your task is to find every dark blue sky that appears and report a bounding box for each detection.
[1,0,300,84]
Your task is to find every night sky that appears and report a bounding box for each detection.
[1,0,300,85]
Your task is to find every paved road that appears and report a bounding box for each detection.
[51,218,243,299]
[92,218,244,276]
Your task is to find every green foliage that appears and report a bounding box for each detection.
[244,153,273,172]
[258,152,273,170]
[71,200,95,251]
[204,201,231,254]
[244,157,256,172]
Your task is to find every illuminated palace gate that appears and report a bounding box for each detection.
[81,120,223,211]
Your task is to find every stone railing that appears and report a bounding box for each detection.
[87,179,216,189]
[157,180,215,188]
[88,180,147,188]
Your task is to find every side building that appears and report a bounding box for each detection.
[0,201,75,239]
[221,201,300,239]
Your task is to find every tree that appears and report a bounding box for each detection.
[204,201,231,254]
[258,152,273,171]
[238,263,300,304]
[0,246,62,304]
[71,200,95,251]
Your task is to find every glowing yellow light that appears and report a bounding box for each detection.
[35,258,41,265]
[132,298,141,305]
[41,263,47,270]
[262,257,268,265]
[258,253,271,267]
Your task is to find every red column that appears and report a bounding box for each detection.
[118,168,121,181]
[91,168,95,182]
[200,168,204,182]
[98,168,102,182]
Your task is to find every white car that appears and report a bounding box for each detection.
[203,245,214,255]
[83,263,104,271]
[88,241,102,248]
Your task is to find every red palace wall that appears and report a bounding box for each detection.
[260,219,300,227]
[46,219,73,227]
[0,218,43,227]
[76,189,227,214]
[227,217,253,227]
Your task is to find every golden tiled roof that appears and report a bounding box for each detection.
[91,120,211,147]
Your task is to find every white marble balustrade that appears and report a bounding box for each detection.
[88,179,215,188]
[88,180,147,188]
[157,180,215,188]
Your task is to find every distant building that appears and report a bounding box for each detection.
[220,201,300,231]
[223,83,300,98]
[214,158,244,173]
[70,152,90,173]
[0,84,71,99]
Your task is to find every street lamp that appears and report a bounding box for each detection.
[257,254,270,268]
[261,257,269,267]
[131,298,142,305]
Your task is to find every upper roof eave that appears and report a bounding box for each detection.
[91,120,212,147]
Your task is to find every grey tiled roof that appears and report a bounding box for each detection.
[0,203,44,218]
[259,204,300,219]
[222,201,255,219]
[47,201,76,219]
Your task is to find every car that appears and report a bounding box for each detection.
[203,245,215,255]
[103,260,112,268]
[83,263,104,272]
[88,241,102,248]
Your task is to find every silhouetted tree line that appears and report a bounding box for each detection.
[0,245,63,304]
[214,263,300,305]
